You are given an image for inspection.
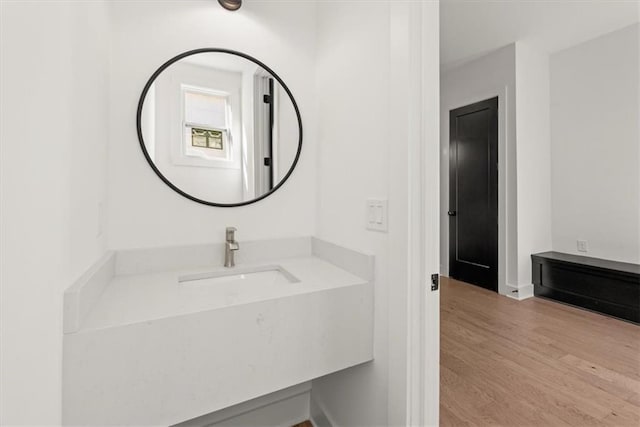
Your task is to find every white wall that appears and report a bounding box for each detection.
[68,4,111,280]
[515,42,552,289]
[550,24,640,264]
[440,41,554,296]
[152,63,243,203]
[241,69,256,200]
[312,2,440,425]
[311,4,391,424]
[0,1,111,424]
[1,2,440,424]
[107,0,317,249]
[440,44,518,295]
[274,85,299,182]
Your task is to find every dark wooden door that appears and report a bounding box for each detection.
[449,97,498,291]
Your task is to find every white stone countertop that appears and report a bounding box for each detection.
[81,256,368,332]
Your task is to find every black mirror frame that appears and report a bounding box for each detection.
[136,48,303,208]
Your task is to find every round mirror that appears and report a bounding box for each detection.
[136,49,302,207]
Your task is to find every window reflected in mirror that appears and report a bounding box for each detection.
[137,49,302,207]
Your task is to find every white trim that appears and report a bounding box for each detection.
[418,1,440,425]
[166,68,242,171]
[402,1,440,426]
[505,283,534,301]
[387,3,413,424]
[253,73,270,194]
[444,88,509,297]
[406,1,425,424]
[272,83,281,181]
[180,84,235,166]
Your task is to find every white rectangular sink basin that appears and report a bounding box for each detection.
[178,266,300,306]
[178,265,299,287]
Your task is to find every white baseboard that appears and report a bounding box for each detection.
[505,283,534,301]
[175,383,311,427]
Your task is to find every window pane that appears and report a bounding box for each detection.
[184,91,227,128]
[191,128,208,147]
[207,130,223,150]
[190,128,225,151]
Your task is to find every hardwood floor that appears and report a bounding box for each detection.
[440,277,640,426]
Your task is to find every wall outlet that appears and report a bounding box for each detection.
[577,240,588,253]
[366,199,388,232]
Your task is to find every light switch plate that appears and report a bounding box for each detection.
[366,199,388,232]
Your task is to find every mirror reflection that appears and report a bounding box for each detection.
[138,50,301,206]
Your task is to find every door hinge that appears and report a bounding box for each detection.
[431,273,439,291]
[263,157,271,166]
[263,94,272,104]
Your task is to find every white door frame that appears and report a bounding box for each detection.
[406,1,440,425]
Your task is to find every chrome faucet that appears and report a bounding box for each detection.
[224,227,239,268]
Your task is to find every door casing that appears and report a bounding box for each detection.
[448,97,499,292]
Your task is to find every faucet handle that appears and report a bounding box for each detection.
[225,226,237,241]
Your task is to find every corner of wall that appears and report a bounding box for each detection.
[514,41,552,287]
[549,24,640,264]
[440,42,519,293]
[505,283,534,301]
[309,394,335,427]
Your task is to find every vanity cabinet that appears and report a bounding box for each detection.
[63,238,374,425]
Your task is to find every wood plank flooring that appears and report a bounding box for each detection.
[440,277,640,426]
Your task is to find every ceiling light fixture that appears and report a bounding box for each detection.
[218,0,242,11]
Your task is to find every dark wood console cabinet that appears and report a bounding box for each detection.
[531,252,639,323]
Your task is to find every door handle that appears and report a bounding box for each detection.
[448,211,457,216]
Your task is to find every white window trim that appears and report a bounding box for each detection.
[170,83,241,170]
